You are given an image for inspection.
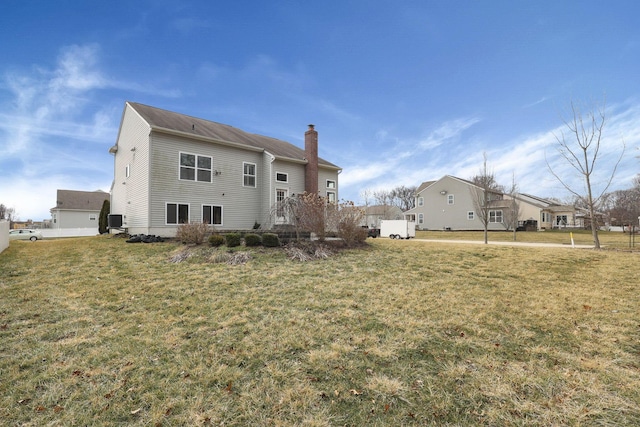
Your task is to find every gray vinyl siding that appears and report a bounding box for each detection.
[319,168,339,201]
[148,133,264,233]
[54,210,100,228]
[111,105,151,232]
[411,176,506,231]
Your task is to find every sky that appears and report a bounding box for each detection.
[1,1,639,221]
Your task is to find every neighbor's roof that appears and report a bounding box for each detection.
[52,190,109,211]
[127,102,340,169]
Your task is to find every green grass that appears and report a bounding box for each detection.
[1,236,639,425]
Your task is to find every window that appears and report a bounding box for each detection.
[243,162,256,187]
[166,203,189,224]
[556,215,568,226]
[541,212,551,223]
[202,205,223,226]
[489,210,503,223]
[418,213,424,224]
[467,211,475,220]
[276,172,288,183]
[327,191,336,203]
[326,180,336,189]
[180,153,212,182]
[418,197,424,207]
[447,194,455,205]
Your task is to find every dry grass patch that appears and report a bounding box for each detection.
[0,236,639,425]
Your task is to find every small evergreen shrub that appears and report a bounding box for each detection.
[244,233,262,247]
[224,233,241,247]
[208,234,225,247]
[262,233,281,247]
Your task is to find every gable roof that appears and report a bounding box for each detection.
[416,180,436,194]
[127,102,340,169]
[53,190,109,211]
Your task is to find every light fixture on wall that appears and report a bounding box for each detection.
[440,190,447,195]
[213,170,222,176]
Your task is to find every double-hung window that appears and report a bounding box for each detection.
[180,153,212,182]
[447,194,455,205]
[243,162,256,187]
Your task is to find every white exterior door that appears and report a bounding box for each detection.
[275,189,288,224]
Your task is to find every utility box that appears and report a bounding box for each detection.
[380,220,416,239]
[107,214,123,229]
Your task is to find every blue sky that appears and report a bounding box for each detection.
[1,1,639,221]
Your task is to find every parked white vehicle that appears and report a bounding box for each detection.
[380,220,416,239]
[9,229,43,241]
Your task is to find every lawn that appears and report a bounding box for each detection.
[1,236,639,426]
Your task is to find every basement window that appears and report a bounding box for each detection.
[203,205,223,226]
[166,203,189,224]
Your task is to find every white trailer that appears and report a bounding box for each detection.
[380,220,416,239]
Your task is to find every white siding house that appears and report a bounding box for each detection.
[404,175,579,231]
[50,190,109,229]
[109,102,341,236]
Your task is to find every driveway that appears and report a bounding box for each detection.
[412,239,595,249]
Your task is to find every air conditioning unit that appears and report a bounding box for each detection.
[107,214,123,228]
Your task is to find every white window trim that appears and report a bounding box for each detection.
[467,211,475,220]
[275,171,288,183]
[202,204,223,226]
[326,179,336,189]
[418,213,424,224]
[179,152,213,183]
[166,202,190,225]
[418,197,424,207]
[243,162,257,188]
[327,191,337,203]
[447,194,455,205]
[489,209,503,223]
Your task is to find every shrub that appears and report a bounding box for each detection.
[224,233,241,247]
[99,199,110,234]
[244,233,262,247]
[208,234,225,247]
[335,201,367,247]
[262,233,281,247]
[175,222,210,245]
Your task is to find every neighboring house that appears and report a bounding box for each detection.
[109,102,341,236]
[515,193,583,230]
[360,205,404,229]
[403,175,579,231]
[50,190,109,229]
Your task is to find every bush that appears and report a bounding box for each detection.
[262,233,281,247]
[176,222,210,245]
[224,233,241,247]
[208,234,225,247]
[244,233,262,247]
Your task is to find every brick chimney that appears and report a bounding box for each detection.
[304,124,319,194]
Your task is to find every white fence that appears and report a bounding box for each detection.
[41,228,100,238]
[0,221,8,254]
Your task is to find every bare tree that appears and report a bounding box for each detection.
[503,173,521,241]
[469,153,499,244]
[547,99,625,248]
[390,185,417,211]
